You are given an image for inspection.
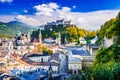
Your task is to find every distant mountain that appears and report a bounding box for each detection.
[0,21,33,37]
[0,22,5,24]
[7,21,33,27]
[7,21,34,28]
[8,21,25,24]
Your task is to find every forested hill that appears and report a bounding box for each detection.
[95,12,120,64]
[97,12,120,45]
[0,21,32,38]
[31,24,97,44]
[80,12,120,80]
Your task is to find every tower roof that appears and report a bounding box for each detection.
[58,31,61,37]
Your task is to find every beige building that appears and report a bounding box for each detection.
[67,46,96,74]
[67,49,82,74]
[68,57,81,74]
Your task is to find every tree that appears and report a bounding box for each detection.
[36,44,43,52]
[31,24,95,44]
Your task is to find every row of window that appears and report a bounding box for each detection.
[69,64,81,70]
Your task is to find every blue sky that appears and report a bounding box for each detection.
[0,0,120,30]
[0,0,120,14]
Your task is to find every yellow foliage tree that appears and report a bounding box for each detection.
[36,43,43,52]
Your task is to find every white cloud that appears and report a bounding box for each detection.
[0,15,16,22]
[73,5,76,9]
[61,7,71,12]
[73,10,119,30]
[0,0,13,2]
[34,2,59,16]
[15,15,40,26]
[56,7,71,19]
[23,10,28,13]
[48,3,59,9]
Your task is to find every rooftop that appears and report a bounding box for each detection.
[69,57,81,62]
[50,53,59,62]
[0,62,4,66]
[68,47,90,56]
[27,53,49,57]
[67,48,81,62]
[21,54,59,66]
[89,44,99,48]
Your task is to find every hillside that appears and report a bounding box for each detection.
[0,21,33,38]
[93,12,120,79]
[97,12,120,45]
[31,24,97,44]
[78,12,120,80]
[95,12,120,64]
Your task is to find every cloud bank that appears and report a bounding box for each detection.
[15,15,40,26]
[0,2,119,30]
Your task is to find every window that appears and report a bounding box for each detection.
[69,65,72,69]
[74,65,76,69]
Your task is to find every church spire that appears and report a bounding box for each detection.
[58,31,61,45]
[65,32,68,44]
[48,62,52,80]
[39,28,42,43]
[27,32,31,43]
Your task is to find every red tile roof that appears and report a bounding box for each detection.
[11,53,18,58]
[50,53,59,62]
[21,55,59,66]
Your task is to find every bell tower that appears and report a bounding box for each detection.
[58,32,61,45]
[27,32,31,43]
[48,63,52,80]
[39,28,42,43]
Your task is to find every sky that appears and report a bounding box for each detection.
[0,0,120,30]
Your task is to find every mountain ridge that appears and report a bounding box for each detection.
[0,21,33,38]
